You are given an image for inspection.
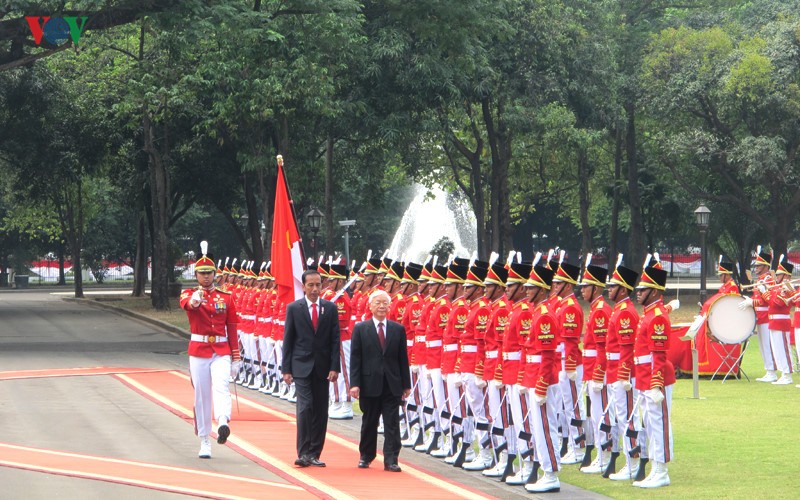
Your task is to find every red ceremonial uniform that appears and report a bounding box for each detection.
[614,297,639,383]
[499,301,530,384]
[322,289,353,341]
[484,295,512,383]
[521,304,542,388]
[425,295,451,370]
[414,295,437,366]
[457,297,490,377]
[635,299,675,391]
[556,294,583,373]
[584,296,611,383]
[768,286,793,331]
[402,292,423,363]
[180,286,240,360]
[442,296,468,374]
[389,291,407,323]
[752,272,775,325]
[532,303,559,397]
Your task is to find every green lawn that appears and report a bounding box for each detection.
[106,296,800,499]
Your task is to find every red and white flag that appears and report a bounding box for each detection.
[271,155,306,305]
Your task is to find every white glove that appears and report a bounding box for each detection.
[666,299,680,311]
[410,364,419,374]
[519,386,529,394]
[190,289,203,308]
[230,360,242,378]
[621,379,632,392]
[738,297,753,310]
[646,388,665,404]
[533,393,547,406]
[489,379,503,388]
[475,377,488,389]
[452,373,463,387]
[609,381,620,391]
[566,371,577,381]
[757,284,766,293]
[589,380,603,393]
[442,373,448,383]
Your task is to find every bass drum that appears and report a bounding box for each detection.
[706,294,756,344]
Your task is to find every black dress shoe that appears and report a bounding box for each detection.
[294,457,310,467]
[384,463,402,472]
[358,459,371,469]
[216,424,230,445]
[307,457,326,467]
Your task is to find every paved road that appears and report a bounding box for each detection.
[0,290,608,499]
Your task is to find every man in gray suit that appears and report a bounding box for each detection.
[283,270,340,467]
[350,289,411,472]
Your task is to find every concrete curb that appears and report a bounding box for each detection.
[64,297,190,341]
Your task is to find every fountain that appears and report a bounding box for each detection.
[387,184,478,263]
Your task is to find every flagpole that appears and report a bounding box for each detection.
[276,155,307,264]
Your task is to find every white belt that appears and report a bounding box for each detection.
[502,351,521,361]
[242,314,255,321]
[485,350,499,359]
[258,317,269,323]
[770,314,790,320]
[634,355,652,365]
[607,352,620,360]
[461,345,478,353]
[584,349,597,357]
[415,336,426,342]
[444,344,458,352]
[191,334,228,343]
[755,307,768,312]
[407,340,414,347]
[526,355,542,363]
[427,340,443,348]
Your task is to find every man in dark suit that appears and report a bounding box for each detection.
[282,270,341,467]
[350,289,411,472]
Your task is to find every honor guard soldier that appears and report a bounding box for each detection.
[325,263,356,419]
[605,255,641,480]
[632,260,674,488]
[180,242,240,458]
[577,255,611,472]
[401,260,429,448]
[740,247,778,382]
[765,255,794,385]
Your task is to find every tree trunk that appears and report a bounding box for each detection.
[577,149,592,257]
[625,100,645,269]
[57,240,66,285]
[324,134,334,257]
[610,128,622,262]
[143,112,171,310]
[482,95,512,256]
[259,167,274,261]
[132,212,147,297]
[243,172,261,262]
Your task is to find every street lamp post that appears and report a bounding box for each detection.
[694,204,711,305]
[339,220,356,265]
[306,207,324,259]
[691,203,711,400]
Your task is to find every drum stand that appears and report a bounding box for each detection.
[710,338,750,383]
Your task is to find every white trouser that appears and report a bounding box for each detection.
[611,381,642,458]
[558,367,586,450]
[274,340,283,374]
[508,384,531,456]
[417,365,433,430]
[190,353,232,437]
[757,323,775,371]
[445,377,473,444]
[643,385,673,463]
[428,368,445,433]
[589,383,615,451]
[486,381,508,449]
[246,331,258,368]
[529,385,561,473]
[262,337,276,376]
[770,330,793,374]
[330,339,352,403]
[462,373,488,446]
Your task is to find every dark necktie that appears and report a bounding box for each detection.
[377,322,386,350]
[311,303,318,330]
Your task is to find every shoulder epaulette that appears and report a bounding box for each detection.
[620,302,627,310]
[520,302,529,310]
[411,295,420,303]
[217,288,232,295]
[440,298,447,306]
[498,300,506,308]
[654,308,662,316]
[566,297,575,306]
[540,305,548,314]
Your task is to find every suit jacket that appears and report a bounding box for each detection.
[282,298,341,379]
[350,319,411,398]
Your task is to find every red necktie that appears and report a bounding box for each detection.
[311,303,318,330]
[377,322,386,351]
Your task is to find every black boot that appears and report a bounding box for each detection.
[602,451,620,478]
[526,460,540,485]
[500,454,516,482]
[580,444,594,468]
[634,457,649,482]
[453,440,469,467]
[425,431,442,454]
[560,437,569,458]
